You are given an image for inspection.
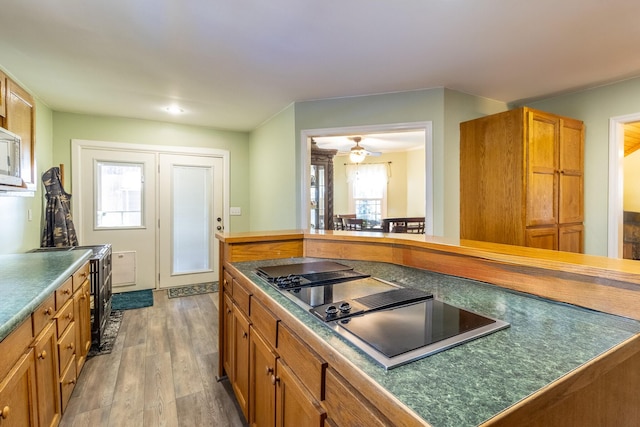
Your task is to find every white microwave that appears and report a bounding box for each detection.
[0,127,22,187]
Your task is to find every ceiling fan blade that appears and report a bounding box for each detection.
[366,150,382,156]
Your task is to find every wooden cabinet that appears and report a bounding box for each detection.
[275,359,325,427]
[231,304,251,420]
[5,78,36,189]
[74,277,92,374]
[222,267,326,427]
[0,70,6,118]
[222,291,234,382]
[0,260,91,427]
[0,349,38,427]
[32,321,61,427]
[310,140,337,230]
[323,368,391,427]
[249,326,276,427]
[460,107,584,253]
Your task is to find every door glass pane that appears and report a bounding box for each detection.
[172,165,211,274]
[95,161,143,228]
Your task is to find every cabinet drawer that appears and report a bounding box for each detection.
[223,270,233,295]
[59,355,77,413]
[57,322,76,373]
[0,317,33,379]
[55,298,74,338]
[55,277,74,311]
[323,368,390,427]
[277,324,326,401]
[72,261,90,292]
[32,292,56,336]
[250,297,278,349]
[232,279,251,315]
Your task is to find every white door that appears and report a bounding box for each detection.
[158,154,223,289]
[78,149,157,292]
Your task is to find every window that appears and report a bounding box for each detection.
[347,163,389,227]
[95,161,144,228]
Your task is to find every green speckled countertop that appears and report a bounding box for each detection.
[233,258,640,427]
[0,251,92,341]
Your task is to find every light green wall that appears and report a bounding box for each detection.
[443,89,508,239]
[52,112,251,232]
[248,104,296,230]
[525,77,640,255]
[624,150,640,212]
[0,99,53,254]
[406,147,426,216]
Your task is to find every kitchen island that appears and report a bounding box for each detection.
[217,230,640,427]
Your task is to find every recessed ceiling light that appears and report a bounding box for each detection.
[165,105,184,114]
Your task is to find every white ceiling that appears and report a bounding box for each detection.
[313,131,425,154]
[1,0,640,132]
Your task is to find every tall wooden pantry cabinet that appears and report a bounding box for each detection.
[460,107,584,253]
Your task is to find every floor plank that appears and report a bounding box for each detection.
[60,290,246,426]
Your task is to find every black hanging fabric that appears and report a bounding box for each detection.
[41,166,79,247]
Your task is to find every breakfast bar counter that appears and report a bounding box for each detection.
[217,230,640,426]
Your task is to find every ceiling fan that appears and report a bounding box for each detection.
[349,136,381,163]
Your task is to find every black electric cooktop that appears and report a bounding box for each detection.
[337,298,496,358]
[257,261,510,369]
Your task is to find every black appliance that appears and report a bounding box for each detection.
[30,244,113,347]
[257,261,509,370]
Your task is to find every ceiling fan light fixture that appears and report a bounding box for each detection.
[350,148,367,163]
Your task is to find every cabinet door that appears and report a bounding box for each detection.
[222,292,234,380]
[525,226,558,251]
[559,118,584,225]
[33,321,61,427]
[5,78,36,188]
[526,111,559,227]
[74,279,92,373]
[559,224,584,253]
[0,70,6,119]
[275,359,325,427]
[0,350,38,427]
[232,305,250,421]
[249,327,277,427]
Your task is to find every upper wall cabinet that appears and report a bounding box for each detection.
[460,107,584,253]
[0,70,6,118]
[1,75,36,191]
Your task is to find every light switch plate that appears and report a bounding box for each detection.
[230,206,242,216]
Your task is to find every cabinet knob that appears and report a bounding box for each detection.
[63,289,71,295]
[38,350,47,360]
[67,343,75,351]
[0,406,9,419]
[242,331,248,339]
[67,379,77,385]
[67,313,74,320]
[265,366,274,376]
[44,307,53,316]
[270,375,280,386]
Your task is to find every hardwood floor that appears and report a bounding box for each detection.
[60,290,247,427]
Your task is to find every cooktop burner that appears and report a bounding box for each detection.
[256,261,370,289]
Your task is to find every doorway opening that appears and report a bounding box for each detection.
[608,114,640,258]
[300,122,433,235]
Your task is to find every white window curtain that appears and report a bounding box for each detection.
[346,163,390,216]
